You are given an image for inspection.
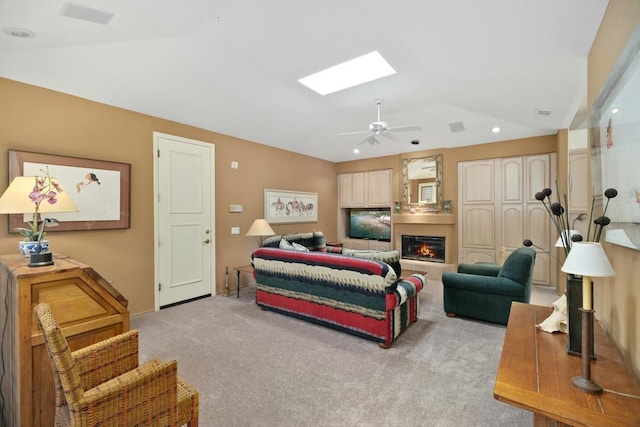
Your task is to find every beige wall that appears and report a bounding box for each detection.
[587,0,640,380]
[0,78,338,315]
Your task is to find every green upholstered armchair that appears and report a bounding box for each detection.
[442,247,536,325]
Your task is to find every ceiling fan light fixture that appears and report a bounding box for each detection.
[298,51,395,95]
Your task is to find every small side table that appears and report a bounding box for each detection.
[233,264,254,298]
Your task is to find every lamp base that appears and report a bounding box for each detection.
[571,376,603,394]
[29,252,54,267]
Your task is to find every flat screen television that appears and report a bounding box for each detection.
[349,208,391,241]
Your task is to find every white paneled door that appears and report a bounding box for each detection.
[153,132,215,309]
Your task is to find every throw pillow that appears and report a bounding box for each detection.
[292,242,310,252]
[279,238,294,250]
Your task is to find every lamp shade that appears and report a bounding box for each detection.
[0,176,78,214]
[555,229,580,248]
[246,219,275,237]
[561,242,615,278]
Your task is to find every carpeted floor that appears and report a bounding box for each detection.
[132,281,558,426]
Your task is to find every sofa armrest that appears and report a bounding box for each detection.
[442,272,526,297]
[457,262,500,277]
[386,274,425,309]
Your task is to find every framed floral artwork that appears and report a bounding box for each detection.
[8,150,131,232]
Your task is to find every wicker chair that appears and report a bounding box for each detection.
[34,303,199,426]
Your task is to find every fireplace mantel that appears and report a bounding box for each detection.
[393,214,455,225]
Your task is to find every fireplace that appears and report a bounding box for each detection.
[401,235,445,263]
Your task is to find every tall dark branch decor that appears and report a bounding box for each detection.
[524,184,617,357]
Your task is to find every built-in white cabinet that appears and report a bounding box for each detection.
[338,169,392,208]
[458,154,556,287]
[337,169,393,248]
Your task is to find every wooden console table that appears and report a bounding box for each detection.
[0,254,130,427]
[494,302,640,426]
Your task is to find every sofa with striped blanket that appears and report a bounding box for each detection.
[252,235,425,348]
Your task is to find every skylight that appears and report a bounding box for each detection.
[298,51,396,95]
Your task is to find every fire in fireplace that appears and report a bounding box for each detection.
[402,235,445,263]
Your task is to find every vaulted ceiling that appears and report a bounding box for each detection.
[0,0,608,162]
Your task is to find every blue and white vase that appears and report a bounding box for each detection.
[19,240,49,257]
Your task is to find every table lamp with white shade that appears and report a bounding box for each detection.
[246,218,275,246]
[0,175,79,267]
[561,242,615,393]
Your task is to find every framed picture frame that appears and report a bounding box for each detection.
[8,150,131,232]
[264,189,318,224]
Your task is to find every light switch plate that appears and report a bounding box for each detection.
[231,161,239,169]
[231,227,240,235]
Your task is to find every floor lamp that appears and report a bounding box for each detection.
[560,242,615,393]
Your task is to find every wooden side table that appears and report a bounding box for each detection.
[233,264,254,298]
[494,302,640,426]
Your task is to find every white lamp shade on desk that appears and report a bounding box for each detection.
[0,176,78,214]
[561,242,615,278]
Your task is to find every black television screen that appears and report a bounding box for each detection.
[349,209,391,241]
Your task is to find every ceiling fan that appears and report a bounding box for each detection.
[339,98,422,146]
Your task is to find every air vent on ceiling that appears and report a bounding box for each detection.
[535,109,553,118]
[448,121,466,133]
[60,2,115,25]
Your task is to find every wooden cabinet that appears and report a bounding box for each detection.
[0,254,130,427]
[458,154,555,286]
[338,169,391,208]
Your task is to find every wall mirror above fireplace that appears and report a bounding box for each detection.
[402,154,443,211]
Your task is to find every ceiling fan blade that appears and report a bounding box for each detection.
[339,130,371,136]
[388,125,422,132]
[356,135,378,145]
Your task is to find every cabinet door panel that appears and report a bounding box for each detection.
[366,169,392,207]
[526,205,550,250]
[502,157,523,203]
[461,161,495,204]
[461,248,495,264]
[502,205,524,249]
[462,205,495,248]
[526,155,550,202]
[338,174,353,207]
[352,172,366,207]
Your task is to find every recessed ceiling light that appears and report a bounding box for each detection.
[3,27,35,38]
[491,126,501,133]
[353,148,360,154]
[298,51,396,96]
[611,108,619,114]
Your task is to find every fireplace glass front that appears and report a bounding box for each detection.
[401,235,445,263]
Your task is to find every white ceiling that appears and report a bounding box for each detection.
[0,0,608,162]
